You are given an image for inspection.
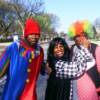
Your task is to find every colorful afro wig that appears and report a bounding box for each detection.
[67,20,95,38]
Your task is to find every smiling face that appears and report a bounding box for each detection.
[53,43,64,58]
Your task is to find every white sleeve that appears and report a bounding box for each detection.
[86,58,95,70]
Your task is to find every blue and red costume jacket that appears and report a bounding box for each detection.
[0,40,44,100]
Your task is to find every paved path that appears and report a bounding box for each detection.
[37,74,48,100]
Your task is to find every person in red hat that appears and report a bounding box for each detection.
[0,18,44,100]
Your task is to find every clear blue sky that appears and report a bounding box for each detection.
[45,0,100,33]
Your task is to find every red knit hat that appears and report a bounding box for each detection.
[24,18,41,37]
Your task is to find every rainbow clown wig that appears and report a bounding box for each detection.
[67,20,95,38]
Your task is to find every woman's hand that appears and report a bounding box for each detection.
[80,36,90,48]
[45,62,52,75]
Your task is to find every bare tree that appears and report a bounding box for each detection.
[0,0,16,37]
[0,0,60,41]
[11,0,44,24]
[0,0,44,37]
